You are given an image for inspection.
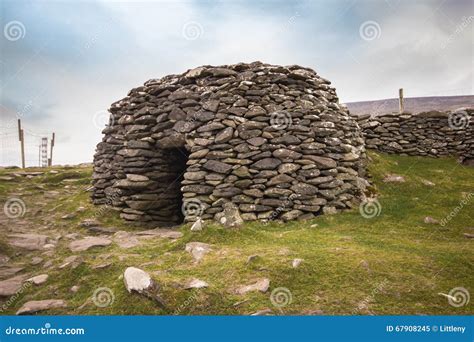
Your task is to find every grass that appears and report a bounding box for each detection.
[0,151,472,315]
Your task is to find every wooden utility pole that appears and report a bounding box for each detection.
[399,88,404,113]
[48,132,55,166]
[17,119,25,168]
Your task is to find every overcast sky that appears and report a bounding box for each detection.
[0,0,473,166]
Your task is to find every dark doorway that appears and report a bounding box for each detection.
[161,147,188,225]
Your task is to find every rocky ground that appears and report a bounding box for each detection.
[0,151,472,315]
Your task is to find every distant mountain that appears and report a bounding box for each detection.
[344,95,474,116]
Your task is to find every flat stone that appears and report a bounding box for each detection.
[185,242,212,262]
[292,258,303,268]
[8,233,49,251]
[26,274,49,285]
[203,160,232,174]
[235,278,270,295]
[69,236,112,252]
[190,218,203,232]
[113,231,141,249]
[16,299,67,315]
[135,229,183,239]
[58,255,83,269]
[383,174,406,183]
[183,278,209,289]
[424,216,439,224]
[0,275,27,296]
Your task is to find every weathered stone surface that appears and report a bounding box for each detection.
[185,242,212,262]
[69,236,112,252]
[92,62,370,225]
[26,274,49,285]
[183,278,209,289]
[8,234,49,251]
[0,275,27,296]
[17,299,67,315]
[235,278,270,295]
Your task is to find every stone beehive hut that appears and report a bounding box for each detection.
[92,62,368,227]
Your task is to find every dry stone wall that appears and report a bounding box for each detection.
[353,109,473,164]
[92,62,369,226]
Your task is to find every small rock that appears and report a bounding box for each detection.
[250,308,273,316]
[215,202,243,228]
[70,285,80,293]
[26,274,49,285]
[113,231,140,249]
[30,257,43,265]
[61,213,76,220]
[420,179,435,186]
[190,218,203,232]
[69,236,112,252]
[185,242,212,262]
[8,233,49,251]
[183,278,209,289]
[246,254,259,264]
[123,267,165,307]
[0,275,27,296]
[235,278,270,295]
[359,260,371,272]
[383,174,405,183]
[463,233,474,239]
[16,299,67,315]
[424,216,439,225]
[79,219,100,227]
[58,255,83,269]
[292,258,303,268]
[92,262,112,270]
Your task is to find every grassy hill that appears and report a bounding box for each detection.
[0,151,472,315]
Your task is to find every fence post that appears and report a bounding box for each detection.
[17,119,25,168]
[48,132,55,166]
[399,88,404,113]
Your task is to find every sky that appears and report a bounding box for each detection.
[0,0,473,166]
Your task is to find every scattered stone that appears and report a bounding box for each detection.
[69,236,112,252]
[16,299,67,315]
[185,242,212,262]
[113,231,140,249]
[235,278,270,295]
[292,258,303,268]
[250,308,273,316]
[135,229,183,239]
[79,219,100,227]
[92,262,112,270]
[7,233,49,251]
[61,213,76,220]
[190,218,203,232]
[30,257,43,265]
[246,254,260,264]
[183,278,209,289]
[123,267,165,307]
[215,202,243,228]
[463,233,474,239]
[58,255,83,269]
[26,274,49,285]
[383,174,406,183]
[70,285,80,293]
[420,179,435,186]
[0,266,24,279]
[0,275,27,296]
[423,216,439,225]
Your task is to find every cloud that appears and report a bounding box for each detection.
[0,0,472,165]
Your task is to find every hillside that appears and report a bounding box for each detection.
[0,152,473,315]
[344,95,474,116]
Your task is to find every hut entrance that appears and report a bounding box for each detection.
[161,146,189,225]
